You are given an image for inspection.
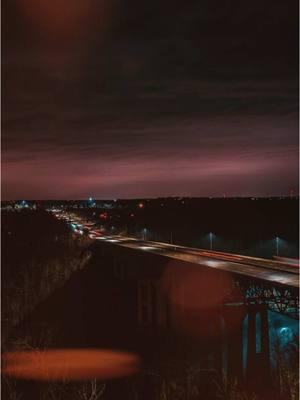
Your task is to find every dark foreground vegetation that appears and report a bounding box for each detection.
[2,209,92,342]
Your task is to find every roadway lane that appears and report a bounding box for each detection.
[95,235,299,289]
[141,241,299,274]
[53,212,299,289]
[94,234,298,274]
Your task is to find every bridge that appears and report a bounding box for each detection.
[52,212,299,389]
[57,210,299,315]
[93,234,298,383]
[94,234,299,316]
[93,235,299,289]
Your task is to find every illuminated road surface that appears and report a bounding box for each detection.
[103,236,299,289]
[55,213,299,289]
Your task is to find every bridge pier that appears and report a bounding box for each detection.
[246,304,270,387]
[222,303,270,387]
[112,246,274,389]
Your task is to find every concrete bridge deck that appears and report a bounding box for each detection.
[93,235,299,289]
[54,212,299,290]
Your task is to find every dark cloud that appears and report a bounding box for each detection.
[2,0,299,199]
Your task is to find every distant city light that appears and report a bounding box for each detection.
[138,202,144,209]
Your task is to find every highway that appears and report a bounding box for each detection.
[55,213,299,289]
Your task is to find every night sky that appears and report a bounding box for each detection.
[2,0,299,199]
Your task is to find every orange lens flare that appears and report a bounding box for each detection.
[19,0,110,40]
[2,349,141,382]
[162,264,235,336]
[163,264,232,311]
[17,0,114,71]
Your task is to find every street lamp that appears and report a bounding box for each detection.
[275,236,279,257]
[87,197,92,208]
[143,228,147,241]
[209,232,213,251]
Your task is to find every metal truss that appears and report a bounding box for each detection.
[230,278,299,318]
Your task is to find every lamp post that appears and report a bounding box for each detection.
[143,228,147,241]
[88,197,93,208]
[276,236,279,257]
[209,232,213,251]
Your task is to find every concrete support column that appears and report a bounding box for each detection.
[246,304,270,387]
[246,307,256,380]
[260,306,270,376]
